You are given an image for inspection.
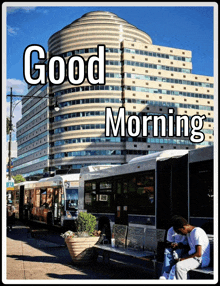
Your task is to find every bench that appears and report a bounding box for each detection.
[93,224,166,278]
[189,234,214,279]
[94,225,214,279]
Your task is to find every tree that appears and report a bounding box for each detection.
[7,117,11,135]
[12,174,25,183]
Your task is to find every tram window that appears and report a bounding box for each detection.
[31,190,35,206]
[35,189,40,207]
[189,160,213,218]
[47,188,53,208]
[16,191,20,205]
[24,190,30,204]
[40,190,47,206]
[66,188,78,210]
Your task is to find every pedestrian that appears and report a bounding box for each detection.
[7,200,15,231]
[159,215,189,280]
[171,216,210,280]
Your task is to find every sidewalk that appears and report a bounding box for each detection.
[6,221,109,280]
[5,220,155,281]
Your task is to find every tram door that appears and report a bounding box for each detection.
[53,188,59,223]
[156,154,188,230]
[19,185,24,220]
[115,180,128,225]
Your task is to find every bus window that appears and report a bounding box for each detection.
[189,160,213,218]
[85,182,97,212]
[136,173,155,215]
[66,188,78,210]
[126,171,155,215]
[84,180,114,213]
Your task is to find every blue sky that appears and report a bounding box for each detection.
[4,3,215,141]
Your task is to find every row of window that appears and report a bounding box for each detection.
[14,143,48,162]
[26,83,47,102]
[52,132,212,148]
[53,118,213,135]
[12,155,48,172]
[54,85,122,97]
[18,131,48,150]
[53,137,122,146]
[52,71,121,80]
[125,88,213,109]
[61,47,121,58]
[125,97,213,111]
[21,98,48,124]
[17,108,48,133]
[58,97,120,108]
[132,111,214,123]
[53,124,105,134]
[53,108,213,125]
[54,110,118,122]
[52,150,126,159]
[13,168,45,178]
[125,73,213,88]
[58,47,192,63]
[124,60,191,73]
[17,120,48,141]
[54,83,213,102]
[123,48,191,62]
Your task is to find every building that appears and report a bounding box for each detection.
[12,11,214,179]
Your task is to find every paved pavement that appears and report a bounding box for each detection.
[5,220,155,281]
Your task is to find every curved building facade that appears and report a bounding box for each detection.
[13,11,214,178]
[48,11,153,172]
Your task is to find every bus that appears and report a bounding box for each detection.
[78,146,213,240]
[12,174,79,228]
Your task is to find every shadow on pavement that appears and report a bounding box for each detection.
[6,220,154,279]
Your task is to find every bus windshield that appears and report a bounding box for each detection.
[66,188,78,210]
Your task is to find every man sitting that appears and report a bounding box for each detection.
[159,215,189,279]
[172,216,210,280]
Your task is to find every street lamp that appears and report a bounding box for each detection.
[7,88,60,180]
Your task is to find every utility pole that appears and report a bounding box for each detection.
[8,87,13,180]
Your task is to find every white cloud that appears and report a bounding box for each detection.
[6,99,22,125]
[7,25,19,36]
[7,78,28,95]
[7,7,36,14]
[6,79,28,139]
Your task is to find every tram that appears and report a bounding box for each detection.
[12,174,79,228]
[78,146,214,238]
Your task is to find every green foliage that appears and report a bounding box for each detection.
[13,174,25,183]
[7,117,11,135]
[77,212,97,236]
